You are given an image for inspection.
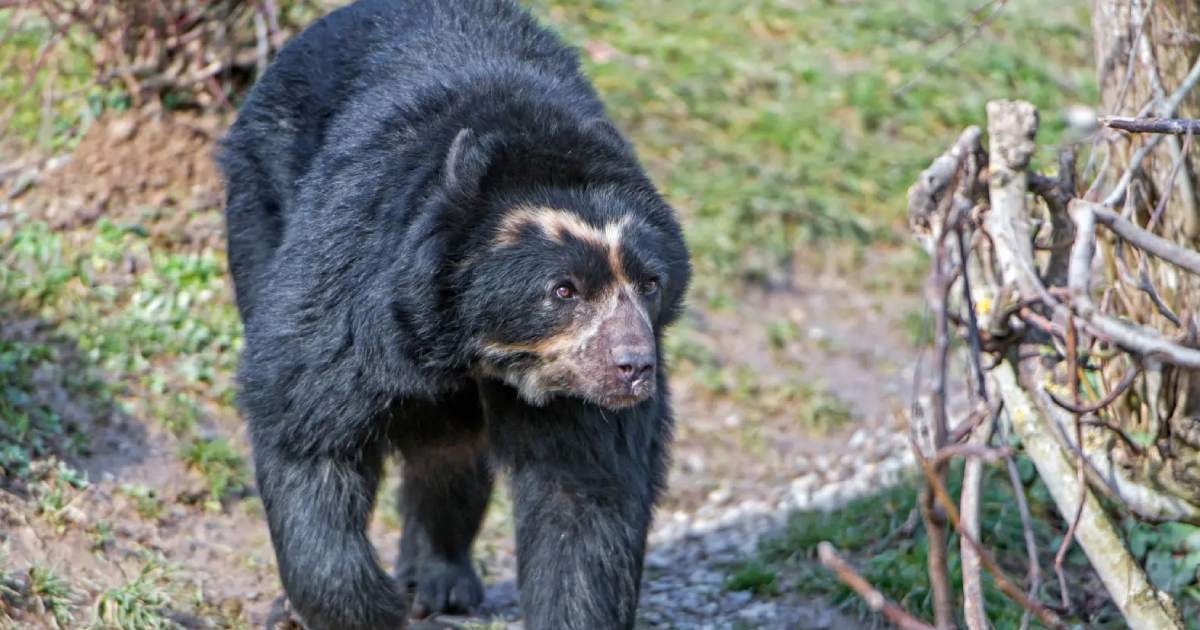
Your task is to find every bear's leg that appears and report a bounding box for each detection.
[393,388,493,617]
[253,438,408,630]
[395,449,492,617]
[484,384,671,630]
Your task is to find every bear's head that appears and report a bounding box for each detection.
[422,125,690,410]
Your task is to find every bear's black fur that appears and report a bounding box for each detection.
[218,1,690,628]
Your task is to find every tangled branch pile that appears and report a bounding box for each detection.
[825,97,1200,628]
[3,0,318,110]
[825,99,1200,628]
[907,98,1198,629]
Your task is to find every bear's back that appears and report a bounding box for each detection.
[225,0,582,201]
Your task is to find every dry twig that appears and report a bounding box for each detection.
[817,542,936,630]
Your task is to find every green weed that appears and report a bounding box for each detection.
[0,340,71,480]
[0,12,103,150]
[725,560,778,596]
[32,461,89,531]
[179,437,250,506]
[93,560,173,629]
[90,520,116,553]
[119,484,165,522]
[28,566,77,628]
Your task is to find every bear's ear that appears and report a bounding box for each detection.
[443,127,492,196]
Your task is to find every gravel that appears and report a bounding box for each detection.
[629,424,913,629]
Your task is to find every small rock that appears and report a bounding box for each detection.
[737,601,778,621]
[108,118,138,143]
[44,154,70,171]
[705,485,732,505]
[724,590,752,609]
[62,505,88,526]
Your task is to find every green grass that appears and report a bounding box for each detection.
[31,461,89,532]
[93,560,174,629]
[4,0,1101,302]
[118,484,166,522]
[531,0,1097,302]
[0,338,68,479]
[27,565,78,628]
[725,560,778,596]
[179,436,251,507]
[1,218,247,507]
[0,12,121,152]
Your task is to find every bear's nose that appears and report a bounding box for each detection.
[612,347,655,385]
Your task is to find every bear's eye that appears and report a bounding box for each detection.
[554,282,578,300]
[639,278,659,296]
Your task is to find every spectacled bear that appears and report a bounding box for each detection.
[218,1,690,628]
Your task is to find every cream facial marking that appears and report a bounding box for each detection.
[493,206,632,284]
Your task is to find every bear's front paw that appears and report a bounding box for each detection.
[411,559,484,618]
[265,595,304,630]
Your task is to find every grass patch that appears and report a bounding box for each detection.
[31,460,89,532]
[1,216,247,508]
[0,11,112,151]
[531,0,1096,301]
[725,560,778,596]
[0,338,71,480]
[179,436,251,507]
[27,565,77,628]
[93,560,174,629]
[729,368,853,434]
[118,484,165,522]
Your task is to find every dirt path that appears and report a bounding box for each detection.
[1,115,922,629]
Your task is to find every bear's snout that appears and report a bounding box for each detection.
[593,296,657,407]
[611,345,655,387]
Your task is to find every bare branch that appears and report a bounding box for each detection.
[985,100,1039,293]
[1037,384,1200,524]
[1052,318,1086,612]
[960,411,996,630]
[1068,202,1200,367]
[817,543,936,630]
[1100,133,1165,207]
[1101,115,1200,135]
[1045,365,1140,415]
[1158,52,1200,117]
[985,184,1200,367]
[932,442,1011,467]
[1002,442,1042,630]
[908,128,976,630]
[1074,200,1200,275]
[908,126,985,251]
